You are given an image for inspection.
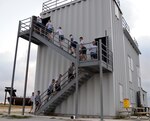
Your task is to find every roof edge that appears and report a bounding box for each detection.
[123,28,141,55]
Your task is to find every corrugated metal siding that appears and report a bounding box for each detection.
[110,0,141,111]
[35,0,141,116]
[35,0,114,116]
[43,0,104,42]
[110,0,129,112]
[35,45,70,93]
[54,74,110,115]
[124,33,140,105]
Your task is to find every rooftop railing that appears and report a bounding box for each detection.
[122,17,130,33]
[122,17,139,48]
[42,0,77,12]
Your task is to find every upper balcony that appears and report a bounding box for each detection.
[19,16,113,72]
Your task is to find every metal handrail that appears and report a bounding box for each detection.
[20,17,113,69]
[20,17,31,32]
[42,0,77,12]
[122,16,130,33]
[35,67,76,112]
[32,20,77,58]
[80,42,113,68]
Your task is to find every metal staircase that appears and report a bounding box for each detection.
[35,68,94,115]
[19,17,77,62]
[17,16,113,116]
[19,16,113,71]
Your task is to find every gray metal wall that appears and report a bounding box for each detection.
[35,0,142,116]
[123,33,141,107]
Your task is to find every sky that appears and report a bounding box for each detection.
[0,0,150,105]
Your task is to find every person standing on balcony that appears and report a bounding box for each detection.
[89,41,97,60]
[46,20,53,41]
[56,27,64,49]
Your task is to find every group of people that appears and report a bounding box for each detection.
[46,62,75,101]
[69,35,98,61]
[28,90,41,113]
[35,16,65,49]
[35,16,98,61]
[28,62,76,113]
[46,74,62,101]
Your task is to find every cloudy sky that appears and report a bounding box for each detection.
[0,0,150,105]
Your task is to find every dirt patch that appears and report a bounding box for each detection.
[0,104,31,114]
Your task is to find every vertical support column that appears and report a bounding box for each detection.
[4,91,7,105]
[99,41,104,121]
[22,17,33,115]
[8,21,21,115]
[105,31,109,67]
[75,44,79,118]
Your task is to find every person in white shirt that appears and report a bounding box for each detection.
[89,41,98,59]
[37,16,42,24]
[56,27,64,49]
[28,92,34,113]
[79,36,85,45]
[46,20,53,40]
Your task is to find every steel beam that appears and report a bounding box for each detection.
[8,21,21,115]
[75,44,79,118]
[99,41,104,121]
[22,17,33,115]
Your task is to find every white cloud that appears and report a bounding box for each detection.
[0,0,40,102]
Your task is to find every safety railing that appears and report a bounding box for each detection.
[101,43,113,69]
[122,17,130,33]
[20,16,113,70]
[20,17,32,33]
[80,42,113,69]
[122,17,139,50]
[79,42,99,62]
[33,21,113,68]
[32,19,76,58]
[42,0,77,12]
[35,67,76,112]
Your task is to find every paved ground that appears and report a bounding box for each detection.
[0,105,145,121]
[0,115,144,121]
